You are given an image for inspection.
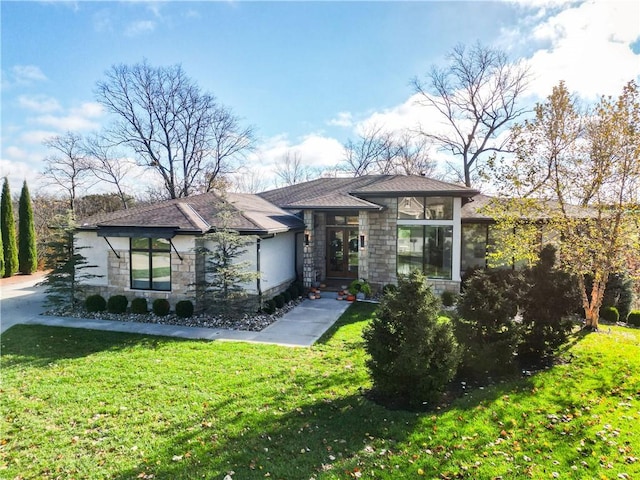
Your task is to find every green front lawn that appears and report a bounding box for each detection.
[2,303,639,479]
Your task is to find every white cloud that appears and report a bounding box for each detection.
[19,130,59,145]
[18,95,62,113]
[32,102,104,132]
[327,111,354,128]
[514,0,640,99]
[125,20,156,37]
[12,65,47,83]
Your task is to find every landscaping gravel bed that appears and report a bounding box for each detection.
[45,299,302,332]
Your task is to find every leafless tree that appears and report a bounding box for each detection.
[389,132,436,177]
[273,151,323,187]
[341,124,394,176]
[42,132,92,214]
[95,61,255,199]
[340,124,436,177]
[230,168,269,193]
[83,134,134,209]
[412,42,530,187]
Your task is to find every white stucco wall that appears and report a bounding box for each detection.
[75,231,110,286]
[259,231,298,294]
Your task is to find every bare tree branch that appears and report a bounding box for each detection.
[413,42,530,186]
[95,61,255,199]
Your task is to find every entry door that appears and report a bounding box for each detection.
[327,227,359,278]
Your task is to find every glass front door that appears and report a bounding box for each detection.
[327,227,359,278]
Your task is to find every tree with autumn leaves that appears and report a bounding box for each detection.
[488,80,640,330]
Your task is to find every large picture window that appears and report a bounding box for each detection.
[130,238,171,291]
[397,226,453,279]
[398,196,453,220]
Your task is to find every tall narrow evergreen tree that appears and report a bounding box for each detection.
[0,209,4,278]
[1,178,19,277]
[18,181,38,274]
[41,211,100,309]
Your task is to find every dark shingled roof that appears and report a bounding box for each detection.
[78,191,304,235]
[259,175,478,210]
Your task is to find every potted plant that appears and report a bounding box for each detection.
[348,279,372,301]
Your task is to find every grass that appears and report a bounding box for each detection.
[1,302,639,479]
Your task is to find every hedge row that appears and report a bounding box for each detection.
[84,294,194,318]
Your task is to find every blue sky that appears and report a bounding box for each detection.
[2,1,639,195]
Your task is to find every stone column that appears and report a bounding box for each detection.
[303,210,315,287]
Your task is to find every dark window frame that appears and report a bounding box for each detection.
[130,237,172,291]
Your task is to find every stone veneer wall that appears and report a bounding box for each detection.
[82,249,200,309]
[362,197,398,290]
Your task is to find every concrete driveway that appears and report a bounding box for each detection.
[0,272,48,334]
[0,273,352,346]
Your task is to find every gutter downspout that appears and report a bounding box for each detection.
[256,238,262,304]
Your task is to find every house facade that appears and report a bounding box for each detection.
[76,192,304,310]
[259,175,484,294]
[75,175,497,307]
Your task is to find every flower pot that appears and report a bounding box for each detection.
[356,292,365,301]
[308,293,316,300]
[346,294,356,302]
[336,295,343,301]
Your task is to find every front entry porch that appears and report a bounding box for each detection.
[326,227,359,280]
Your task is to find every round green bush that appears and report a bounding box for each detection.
[600,306,619,323]
[107,295,128,314]
[85,294,107,312]
[152,298,171,316]
[626,310,640,327]
[441,290,456,307]
[131,297,148,314]
[287,284,299,299]
[282,290,292,303]
[175,300,194,318]
[382,284,397,296]
[273,294,285,309]
[262,299,276,315]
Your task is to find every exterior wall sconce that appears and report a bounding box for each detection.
[360,234,366,249]
[305,233,310,246]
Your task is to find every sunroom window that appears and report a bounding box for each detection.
[397,226,453,279]
[130,238,171,291]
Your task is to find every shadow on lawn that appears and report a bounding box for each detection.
[0,324,188,368]
[108,371,536,479]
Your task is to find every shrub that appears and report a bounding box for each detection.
[282,290,292,303]
[262,299,276,314]
[131,297,148,314]
[627,310,640,327]
[349,279,371,297]
[455,268,523,380]
[273,294,285,309]
[381,283,397,296]
[363,270,460,410]
[287,283,300,299]
[152,298,171,316]
[441,290,456,307]
[600,306,619,324]
[518,245,581,367]
[107,295,128,314]
[175,300,194,318]
[85,294,107,312]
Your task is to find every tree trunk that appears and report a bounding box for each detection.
[579,272,608,330]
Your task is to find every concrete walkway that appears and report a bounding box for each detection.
[0,275,351,347]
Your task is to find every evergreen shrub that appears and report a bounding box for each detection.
[282,290,292,303]
[262,299,276,314]
[627,310,640,327]
[85,294,107,312]
[363,270,460,410]
[131,297,148,314]
[175,300,194,318]
[600,306,619,324]
[441,290,456,307]
[107,295,128,314]
[455,268,523,380]
[152,298,171,316]
[273,294,285,309]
